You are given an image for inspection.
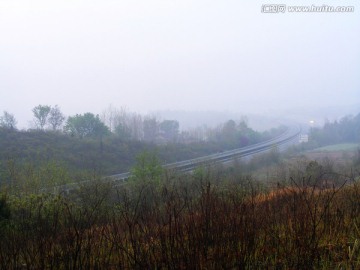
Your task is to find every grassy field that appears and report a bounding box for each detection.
[311,143,360,152]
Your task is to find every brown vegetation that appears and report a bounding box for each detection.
[1,165,360,269]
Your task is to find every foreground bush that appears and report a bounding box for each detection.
[0,168,359,269]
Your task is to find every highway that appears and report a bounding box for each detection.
[54,124,301,193]
[108,124,301,180]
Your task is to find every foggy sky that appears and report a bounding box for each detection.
[0,0,359,128]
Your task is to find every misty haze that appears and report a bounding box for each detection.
[1,0,359,128]
[0,1,359,269]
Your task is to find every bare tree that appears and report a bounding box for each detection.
[48,105,65,131]
[32,105,51,130]
[112,107,143,140]
[0,111,17,130]
[101,104,118,132]
[130,113,143,140]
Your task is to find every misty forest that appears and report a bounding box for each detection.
[1,0,360,269]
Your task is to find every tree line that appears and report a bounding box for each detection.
[309,113,360,147]
[0,105,181,143]
[0,105,275,147]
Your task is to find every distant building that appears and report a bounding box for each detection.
[299,134,309,143]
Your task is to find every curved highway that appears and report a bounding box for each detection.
[54,124,301,193]
[109,124,301,181]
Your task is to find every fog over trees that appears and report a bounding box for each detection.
[1,1,358,129]
[0,1,359,268]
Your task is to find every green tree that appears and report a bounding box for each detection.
[32,105,51,130]
[64,113,109,138]
[0,111,17,130]
[130,151,163,184]
[48,105,65,131]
